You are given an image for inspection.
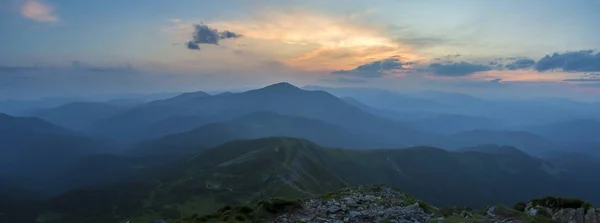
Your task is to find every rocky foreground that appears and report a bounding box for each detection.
[176,185,600,223]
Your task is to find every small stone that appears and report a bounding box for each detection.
[327,206,342,214]
[486,206,496,217]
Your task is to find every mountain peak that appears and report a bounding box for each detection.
[260,82,300,91]
[174,91,211,99]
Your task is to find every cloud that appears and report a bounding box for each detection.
[505,58,536,70]
[321,77,368,83]
[20,0,58,22]
[427,62,492,76]
[196,11,425,70]
[331,58,409,78]
[563,73,600,82]
[535,50,600,72]
[219,30,242,39]
[187,41,200,50]
[187,24,242,50]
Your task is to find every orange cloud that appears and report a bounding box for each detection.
[168,10,425,71]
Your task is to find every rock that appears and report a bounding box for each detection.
[267,185,600,223]
[269,185,433,223]
[486,206,496,217]
[348,211,360,218]
[585,209,600,223]
[553,208,585,223]
[327,205,342,214]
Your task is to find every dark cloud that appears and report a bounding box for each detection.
[192,24,220,45]
[484,57,536,71]
[219,30,242,39]
[321,77,368,84]
[187,24,242,50]
[332,58,408,78]
[505,58,536,70]
[427,62,492,76]
[187,41,200,50]
[490,78,502,83]
[535,50,600,72]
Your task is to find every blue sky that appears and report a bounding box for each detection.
[1,0,600,100]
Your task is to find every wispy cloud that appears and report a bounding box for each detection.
[20,0,58,22]
[563,73,600,82]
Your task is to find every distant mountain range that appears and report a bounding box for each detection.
[2,82,600,223]
[15,82,597,159]
[303,85,600,125]
[88,83,427,146]
[31,102,128,131]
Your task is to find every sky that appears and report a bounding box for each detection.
[1,0,600,101]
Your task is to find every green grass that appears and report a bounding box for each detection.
[35,137,599,223]
[530,196,593,212]
[175,198,302,223]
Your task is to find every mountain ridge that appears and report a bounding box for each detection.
[26,137,600,223]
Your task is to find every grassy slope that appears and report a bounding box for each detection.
[35,137,585,222]
[42,138,348,223]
